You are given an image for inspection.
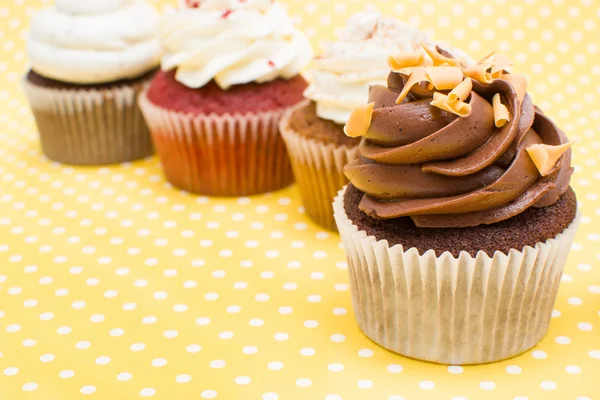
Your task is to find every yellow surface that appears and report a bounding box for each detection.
[0,0,599,399]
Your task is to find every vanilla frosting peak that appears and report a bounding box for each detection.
[162,0,313,89]
[304,10,432,125]
[27,0,160,84]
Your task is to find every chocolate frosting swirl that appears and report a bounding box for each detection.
[344,72,573,228]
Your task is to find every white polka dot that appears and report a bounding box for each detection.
[95,356,110,365]
[57,326,72,335]
[201,390,217,399]
[186,344,202,353]
[330,334,345,343]
[358,348,374,358]
[274,333,289,341]
[307,295,321,303]
[195,317,210,326]
[588,350,600,359]
[249,319,264,327]
[448,366,463,374]
[532,350,547,359]
[59,370,74,379]
[22,382,38,391]
[75,341,90,350]
[210,360,225,368]
[173,304,188,313]
[568,297,583,305]
[357,380,373,389]
[555,336,571,344]
[328,363,344,372]
[80,386,96,395]
[387,364,403,373]
[143,316,158,324]
[40,353,55,362]
[325,396,342,400]
[3,367,18,376]
[578,322,593,331]
[152,358,167,367]
[296,378,312,387]
[255,293,270,302]
[90,314,105,323]
[163,330,178,338]
[235,376,251,385]
[204,292,219,301]
[540,381,557,390]
[130,343,145,351]
[219,331,234,339]
[263,393,279,400]
[117,372,132,381]
[303,320,318,328]
[24,299,37,308]
[480,381,496,390]
[140,388,156,397]
[22,339,36,347]
[506,365,522,374]
[419,381,435,390]
[300,348,315,356]
[268,361,283,371]
[333,307,347,315]
[566,365,582,374]
[243,346,258,355]
[176,374,191,383]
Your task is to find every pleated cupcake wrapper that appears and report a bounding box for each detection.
[139,91,294,197]
[280,101,359,231]
[21,77,154,165]
[333,186,580,365]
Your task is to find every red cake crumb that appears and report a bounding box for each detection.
[146,69,308,115]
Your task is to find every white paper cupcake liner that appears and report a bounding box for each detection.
[139,91,294,196]
[280,100,359,230]
[333,186,580,365]
[22,76,154,165]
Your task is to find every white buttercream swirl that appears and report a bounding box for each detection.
[161,0,313,89]
[304,10,434,125]
[28,0,160,84]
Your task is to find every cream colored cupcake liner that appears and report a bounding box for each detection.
[139,91,294,197]
[22,76,154,165]
[333,186,580,365]
[280,100,359,231]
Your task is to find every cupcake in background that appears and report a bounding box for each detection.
[23,0,160,165]
[280,10,456,231]
[139,0,312,197]
[335,45,579,364]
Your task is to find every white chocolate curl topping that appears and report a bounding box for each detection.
[161,0,313,89]
[28,0,161,84]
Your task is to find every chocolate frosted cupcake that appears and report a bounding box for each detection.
[22,0,160,165]
[335,46,579,364]
[139,0,312,196]
[280,10,437,230]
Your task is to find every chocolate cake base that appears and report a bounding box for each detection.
[344,184,577,257]
[286,101,359,147]
[27,69,158,90]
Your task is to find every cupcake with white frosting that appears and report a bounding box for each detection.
[139,0,313,196]
[279,10,441,230]
[22,0,161,165]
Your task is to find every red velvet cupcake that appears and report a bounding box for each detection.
[139,0,313,196]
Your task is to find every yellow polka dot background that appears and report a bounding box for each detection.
[0,0,599,399]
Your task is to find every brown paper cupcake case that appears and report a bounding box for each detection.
[280,101,359,230]
[138,92,294,197]
[22,77,154,165]
[333,186,580,365]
